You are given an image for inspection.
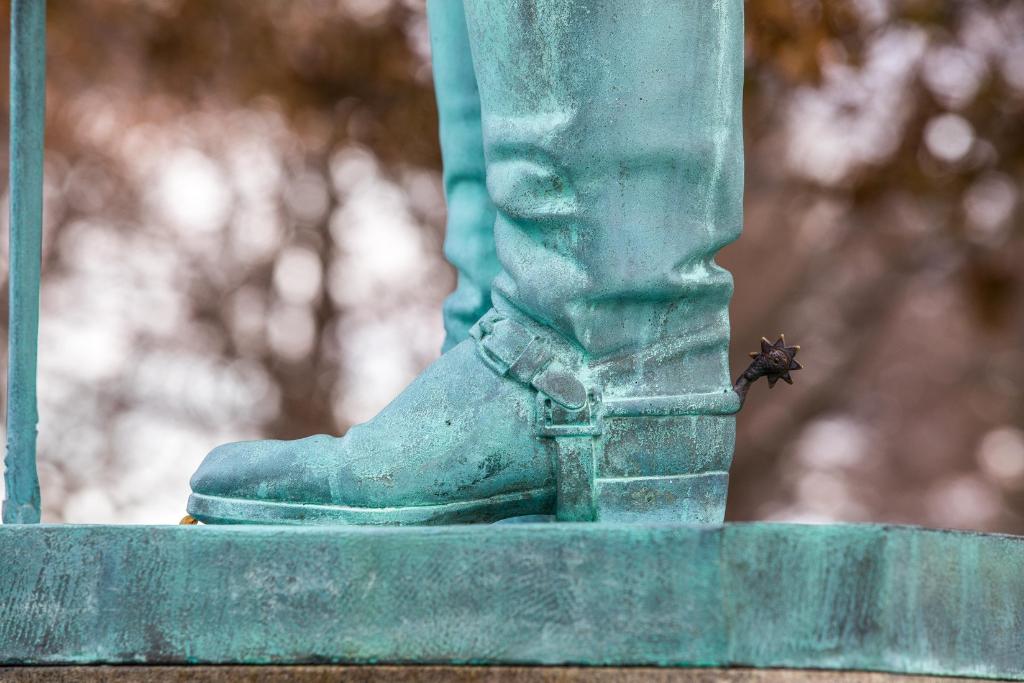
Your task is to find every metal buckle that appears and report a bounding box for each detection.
[536,391,601,437]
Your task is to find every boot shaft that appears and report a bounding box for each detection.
[464,0,744,398]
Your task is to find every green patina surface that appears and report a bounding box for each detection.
[3,0,46,525]
[5,5,1019,679]
[1,522,1021,679]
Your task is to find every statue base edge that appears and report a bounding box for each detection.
[0,522,1021,680]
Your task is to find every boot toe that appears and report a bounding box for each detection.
[188,340,555,522]
[190,435,338,504]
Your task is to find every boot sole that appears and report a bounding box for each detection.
[186,488,555,525]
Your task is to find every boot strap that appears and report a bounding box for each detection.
[470,312,587,410]
[538,393,601,522]
[470,311,599,521]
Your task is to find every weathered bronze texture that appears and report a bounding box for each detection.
[3,523,1023,678]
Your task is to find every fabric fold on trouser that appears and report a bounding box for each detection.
[462,0,745,399]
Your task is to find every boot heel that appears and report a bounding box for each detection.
[596,411,736,524]
[594,470,730,524]
[542,394,737,524]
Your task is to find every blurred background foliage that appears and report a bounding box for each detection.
[0,0,1022,530]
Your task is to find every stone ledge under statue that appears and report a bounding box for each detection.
[2,522,1021,680]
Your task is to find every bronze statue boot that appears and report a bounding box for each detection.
[188,305,740,524]
[187,0,745,525]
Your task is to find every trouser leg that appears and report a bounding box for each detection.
[461,1,746,521]
[462,0,744,398]
[428,0,500,352]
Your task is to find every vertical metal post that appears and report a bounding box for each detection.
[3,0,46,524]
